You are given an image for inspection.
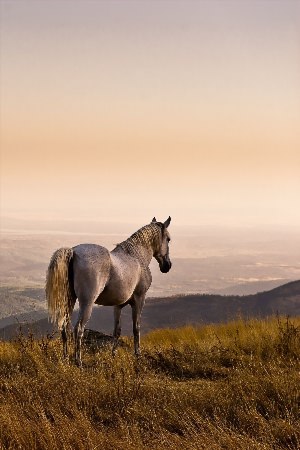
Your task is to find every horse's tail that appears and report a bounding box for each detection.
[46,247,75,330]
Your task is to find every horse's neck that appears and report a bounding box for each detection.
[118,224,160,267]
[121,240,153,267]
[137,244,153,267]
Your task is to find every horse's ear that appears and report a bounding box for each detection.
[151,217,157,223]
[164,216,171,228]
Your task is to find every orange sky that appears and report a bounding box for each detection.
[1,1,299,227]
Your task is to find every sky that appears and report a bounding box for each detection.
[1,0,299,229]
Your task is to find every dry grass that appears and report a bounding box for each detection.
[0,316,299,449]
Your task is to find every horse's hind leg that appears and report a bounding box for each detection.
[62,321,68,359]
[112,305,122,356]
[61,294,76,359]
[74,301,94,367]
[62,317,73,359]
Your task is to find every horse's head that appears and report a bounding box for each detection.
[152,216,172,273]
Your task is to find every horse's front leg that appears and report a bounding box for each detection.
[131,294,145,356]
[112,305,122,356]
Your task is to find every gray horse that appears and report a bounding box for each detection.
[46,217,172,366]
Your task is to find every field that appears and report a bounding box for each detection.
[0,317,299,449]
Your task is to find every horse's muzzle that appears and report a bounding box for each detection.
[160,259,172,273]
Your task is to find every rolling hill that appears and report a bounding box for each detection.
[0,280,299,340]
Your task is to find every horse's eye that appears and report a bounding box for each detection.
[167,238,171,243]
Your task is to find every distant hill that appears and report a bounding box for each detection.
[0,280,299,340]
[0,287,46,326]
[213,278,292,296]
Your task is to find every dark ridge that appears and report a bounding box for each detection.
[0,280,299,340]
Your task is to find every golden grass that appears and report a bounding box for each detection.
[0,316,299,449]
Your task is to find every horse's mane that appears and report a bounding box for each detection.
[117,223,162,255]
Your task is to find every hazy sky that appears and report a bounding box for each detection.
[1,0,299,228]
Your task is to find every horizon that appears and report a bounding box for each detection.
[2,213,300,234]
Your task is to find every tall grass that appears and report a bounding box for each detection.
[0,317,299,449]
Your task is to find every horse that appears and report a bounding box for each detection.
[46,217,172,366]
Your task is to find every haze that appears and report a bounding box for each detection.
[1,0,300,228]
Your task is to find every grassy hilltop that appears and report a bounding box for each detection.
[0,317,299,450]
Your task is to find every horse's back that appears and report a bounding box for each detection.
[73,243,110,263]
[72,244,111,301]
